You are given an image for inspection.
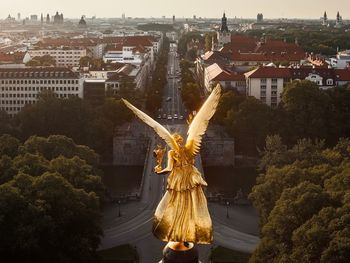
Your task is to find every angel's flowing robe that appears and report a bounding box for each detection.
[152,148,213,244]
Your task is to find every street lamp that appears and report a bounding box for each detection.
[117,200,121,217]
[226,201,230,218]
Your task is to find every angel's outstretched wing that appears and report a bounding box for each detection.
[185,84,221,156]
[122,99,179,151]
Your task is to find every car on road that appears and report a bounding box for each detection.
[162,114,167,119]
[166,97,172,102]
[167,115,172,120]
[157,115,161,119]
[174,114,178,119]
[179,115,184,120]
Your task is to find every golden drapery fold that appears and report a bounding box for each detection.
[152,151,213,244]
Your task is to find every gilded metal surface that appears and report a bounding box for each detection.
[123,84,221,244]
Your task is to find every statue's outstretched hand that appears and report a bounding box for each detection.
[154,165,162,173]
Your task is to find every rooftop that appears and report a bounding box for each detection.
[0,67,78,78]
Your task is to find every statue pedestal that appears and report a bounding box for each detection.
[159,242,199,263]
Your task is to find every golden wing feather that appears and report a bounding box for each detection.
[122,99,179,151]
[185,84,221,156]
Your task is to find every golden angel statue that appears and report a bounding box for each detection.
[122,84,221,245]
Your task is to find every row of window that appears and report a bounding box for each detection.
[32,51,83,55]
[106,83,120,89]
[260,91,278,96]
[1,86,80,92]
[260,85,278,90]
[0,94,79,105]
[260,97,278,101]
[55,55,81,58]
[1,91,79,98]
[1,79,79,85]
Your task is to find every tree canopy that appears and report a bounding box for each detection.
[216,81,350,155]
[0,134,103,262]
[249,136,350,262]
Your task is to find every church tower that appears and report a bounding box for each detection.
[217,12,231,49]
[322,11,328,26]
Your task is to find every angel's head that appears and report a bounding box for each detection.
[173,133,184,146]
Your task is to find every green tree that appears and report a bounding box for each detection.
[214,91,245,124]
[0,172,101,262]
[225,97,272,155]
[0,134,20,158]
[181,82,202,112]
[281,80,331,144]
[249,138,350,262]
[0,110,12,135]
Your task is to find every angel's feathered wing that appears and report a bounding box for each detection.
[185,84,221,156]
[122,99,179,151]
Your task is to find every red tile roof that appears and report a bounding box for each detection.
[290,67,335,80]
[219,35,306,63]
[0,52,26,64]
[206,63,245,81]
[255,40,304,54]
[232,51,305,62]
[335,69,350,81]
[245,67,291,78]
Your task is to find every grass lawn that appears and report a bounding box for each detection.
[97,244,138,263]
[211,246,251,263]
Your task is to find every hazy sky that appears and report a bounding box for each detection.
[1,0,349,19]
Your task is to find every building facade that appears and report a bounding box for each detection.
[27,47,86,67]
[0,68,83,116]
[245,66,350,106]
[245,67,291,107]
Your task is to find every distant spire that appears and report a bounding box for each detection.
[220,12,228,33]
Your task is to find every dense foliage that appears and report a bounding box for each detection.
[136,23,174,32]
[249,136,350,263]
[179,60,202,112]
[0,94,132,161]
[145,37,170,114]
[178,32,204,59]
[26,55,56,67]
[215,80,350,155]
[0,134,102,262]
[245,26,350,56]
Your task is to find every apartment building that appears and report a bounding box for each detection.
[27,47,87,67]
[245,67,291,107]
[0,68,83,116]
[245,66,350,107]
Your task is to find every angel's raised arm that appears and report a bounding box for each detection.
[122,99,179,151]
[185,84,221,156]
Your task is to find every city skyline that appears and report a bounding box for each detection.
[1,0,350,20]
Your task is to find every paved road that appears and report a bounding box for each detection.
[100,42,259,262]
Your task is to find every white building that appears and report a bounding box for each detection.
[330,50,350,69]
[27,47,87,67]
[103,45,147,65]
[0,68,83,116]
[245,67,291,107]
